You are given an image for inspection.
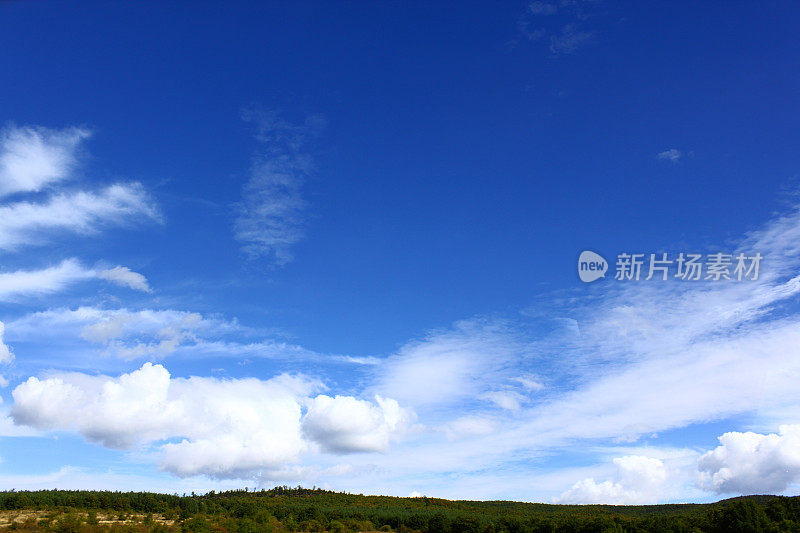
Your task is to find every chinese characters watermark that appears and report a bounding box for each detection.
[578,251,762,283]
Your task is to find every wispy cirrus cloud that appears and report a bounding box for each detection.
[0,183,160,251]
[96,266,151,293]
[0,259,151,301]
[6,307,208,360]
[369,318,536,413]
[4,306,333,363]
[234,110,324,265]
[0,123,161,380]
[0,123,161,266]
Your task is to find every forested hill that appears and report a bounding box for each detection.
[0,487,797,532]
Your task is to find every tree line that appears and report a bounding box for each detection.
[0,487,797,532]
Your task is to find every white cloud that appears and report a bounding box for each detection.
[557,479,628,504]
[96,266,151,292]
[372,319,531,410]
[479,390,525,410]
[10,307,211,342]
[0,322,13,364]
[11,364,316,476]
[0,183,160,250]
[12,363,176,448]
[657,149,682,162]
[0,124,159,250]
[0,409,41,437]
[698,425,800,494]
[234,110,323,265]
[0,259,94,299]
[0,125,90,197]
[556,455,668,504]
[75,308,203,359]
[510,375,545,392]
[11,363,409,479]
[159,377,311,479]
[235,157,308,265]
[302,394,411,454]
[0,259,151,300]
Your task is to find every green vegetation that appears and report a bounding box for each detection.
[0,487,797,532]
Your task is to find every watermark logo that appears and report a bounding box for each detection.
[578,250,608,283]
[578,251,762,282]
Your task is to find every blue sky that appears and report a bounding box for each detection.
[0,1,799,503]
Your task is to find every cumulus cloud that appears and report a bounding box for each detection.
[698,425,800,494]
[234,110,323,265]
[0,125,91,197]
[0,259,151,300]
[159,375,312,479]
[0,322,13,364]
[12,363,179,449]
[556,456,668,504]
[657,149,682,162]
[11,363,409,479]
[0,183,160,250]
[302,395,411,453]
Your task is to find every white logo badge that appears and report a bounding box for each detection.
[578,250,607,283]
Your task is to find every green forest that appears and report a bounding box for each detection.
[0,487,796,532]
